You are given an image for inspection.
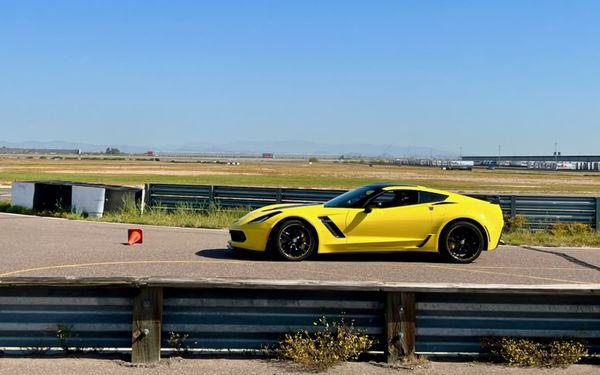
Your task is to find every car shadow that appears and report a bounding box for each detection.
[196,248,271,261]
[196,248,445,263]
[521,246,600,272]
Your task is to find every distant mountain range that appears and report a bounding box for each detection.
[0,139,454,158]
[176,141,454,158]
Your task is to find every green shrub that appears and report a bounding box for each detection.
[308,157,319,163]
[276,317,373,372]
[482,337,586,367]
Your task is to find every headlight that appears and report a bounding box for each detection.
[249,211,282,223]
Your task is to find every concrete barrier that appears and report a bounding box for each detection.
[10,182,35,209]
[11,181,143,218]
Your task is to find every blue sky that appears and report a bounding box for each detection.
[1,1,599,154]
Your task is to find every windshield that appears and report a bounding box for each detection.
[324,186,382,208]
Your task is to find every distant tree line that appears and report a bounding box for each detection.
[105,147,122,155]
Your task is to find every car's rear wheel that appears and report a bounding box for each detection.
[273,219,317,261]
[439,221,484,263]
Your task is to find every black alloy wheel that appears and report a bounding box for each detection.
[440,221,484,263]
[273,220,317,261]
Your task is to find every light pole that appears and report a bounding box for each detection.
[497,145,501,167]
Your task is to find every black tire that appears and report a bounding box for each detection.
[272,219,317,261]
[439,221,484,263]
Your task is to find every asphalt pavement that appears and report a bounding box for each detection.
[1,212,599,284]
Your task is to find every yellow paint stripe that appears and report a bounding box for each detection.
[0,259,246,277]
[451,266,594,271]
[371,263,590,271]
[423,264,588,284]
[0,260,591,284]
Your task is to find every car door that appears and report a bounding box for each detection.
[343,189,435,251]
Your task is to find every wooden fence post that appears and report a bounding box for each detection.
[400,292,416,358]
[385,292,401,362]
[132,287,163,363]
[386,291,416,362]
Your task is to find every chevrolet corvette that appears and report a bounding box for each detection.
[228,183,504,263]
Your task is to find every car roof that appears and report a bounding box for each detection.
[360,183,460,197]
[363,182,417,189]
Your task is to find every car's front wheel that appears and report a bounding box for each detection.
[272,219,317,261]
[439,221,484,263]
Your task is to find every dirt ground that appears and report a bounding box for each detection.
[0,357,597,375]
[2,157,600,194]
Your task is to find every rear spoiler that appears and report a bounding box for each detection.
[466,194,501,205]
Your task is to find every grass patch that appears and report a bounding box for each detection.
[482,337,587,367]
[0,199,246,229]
[502,218,600,247]
[101,202,245,229]
[276,317,373,372]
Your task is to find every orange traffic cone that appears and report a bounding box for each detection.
[128,228,143,245]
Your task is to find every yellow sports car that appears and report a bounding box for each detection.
[229,183,504,263]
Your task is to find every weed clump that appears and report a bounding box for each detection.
[550,222,592,236]
[503,215,528,232]
[276,317,373,372]
[167,331,193,354]
[482,337,586,367]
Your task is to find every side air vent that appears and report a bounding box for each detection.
[318,216,345,238]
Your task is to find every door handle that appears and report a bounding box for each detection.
[429,206,434,211]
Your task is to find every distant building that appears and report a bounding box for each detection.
[146,151,156,157]
[262,152,274,159]
[462,155,600,163]
[461,155,600,171]
[0,146,81,155]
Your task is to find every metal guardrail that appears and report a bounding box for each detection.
[0,277,598,363]
[0,286,133,350]
[145,184,345,209]
[416,292,600,355]
[145,184,600,230]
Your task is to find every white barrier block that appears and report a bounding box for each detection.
[11,182,35,209]
[72,185,106,218]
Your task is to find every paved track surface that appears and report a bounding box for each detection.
[1,213,599,284]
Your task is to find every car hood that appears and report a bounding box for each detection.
[236,203,323,225]
[257,203,322,212]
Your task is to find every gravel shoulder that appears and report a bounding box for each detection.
[0,357,598,375]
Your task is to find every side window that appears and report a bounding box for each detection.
[371,190,419,208]
[419,191,448,204]
[371,191,396,207]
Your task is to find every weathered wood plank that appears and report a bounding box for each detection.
[400,292,416,358]
[131,287,163,363]
[0,277,598,295]
[385,292,402,362]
